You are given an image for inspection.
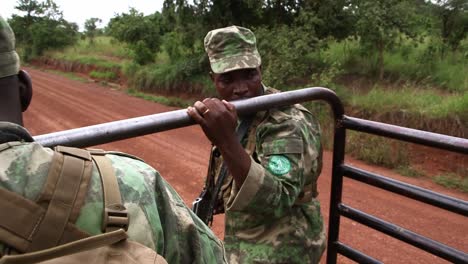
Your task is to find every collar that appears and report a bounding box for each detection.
[0,122,34,144]
[261,83,267,94]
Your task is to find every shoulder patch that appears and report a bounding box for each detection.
[267,155,291,175]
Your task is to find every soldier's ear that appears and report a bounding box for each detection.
[17,70,32,112]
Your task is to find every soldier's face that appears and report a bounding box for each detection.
[211,67,263,101]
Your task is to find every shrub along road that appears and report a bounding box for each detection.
[23,67,467,263]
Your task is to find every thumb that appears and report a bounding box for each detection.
[222,100,235,112]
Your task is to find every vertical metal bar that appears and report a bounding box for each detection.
[326,120,346,264]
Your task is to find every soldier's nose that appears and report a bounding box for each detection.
[234,83,248,96]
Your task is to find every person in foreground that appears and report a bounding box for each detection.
[188,25,326,263]
[0,15,226,263]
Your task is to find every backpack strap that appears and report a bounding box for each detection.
[27,146,93,252]
[0,188,47,252]
[89,149,129,233]
[0,229,128,264]
[0,146,92,253]
[0,142,23,152]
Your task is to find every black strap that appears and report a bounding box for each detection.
[206,116,254,225]
[0,122,34,144]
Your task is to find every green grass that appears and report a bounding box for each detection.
[433,173,468,193]
[326,38,467,92]
[126,88,194,108]
[89,71,118,81]
[43,69,89,82]
[45,36,130,70]
[48,53,123,70]
[345,132,410,169]
[65,36,130,59]
[127,57,215,96]
[395,165,425,178]
[349,86,467,119]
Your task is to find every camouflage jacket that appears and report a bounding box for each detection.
[0,122,226,264]
[210,88,326,263]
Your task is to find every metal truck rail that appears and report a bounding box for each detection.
[34,87,468,263]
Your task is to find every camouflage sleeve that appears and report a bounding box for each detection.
[226,106,321,218]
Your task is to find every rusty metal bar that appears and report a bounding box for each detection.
[338,203,468,263]
[34,87,343,148]
[342,116,468,154]
[343,165,468,216]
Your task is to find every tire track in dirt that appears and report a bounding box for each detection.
[23,67,467,264]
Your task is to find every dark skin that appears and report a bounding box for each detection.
[0,71,33,125]
[187,67,263,186]
[0,76,22,124]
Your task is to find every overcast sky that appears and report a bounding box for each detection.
[1,0,165,31]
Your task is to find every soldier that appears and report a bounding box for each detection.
[188,26,326,263]
[0,15,226,263]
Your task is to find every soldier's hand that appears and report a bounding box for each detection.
[187,98,238,147]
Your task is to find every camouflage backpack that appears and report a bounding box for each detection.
[0,144,167,264]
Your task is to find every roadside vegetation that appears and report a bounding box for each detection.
[7,0,467,192]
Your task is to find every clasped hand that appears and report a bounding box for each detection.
[187,98,238,148]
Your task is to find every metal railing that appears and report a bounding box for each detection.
[34,87,468,263]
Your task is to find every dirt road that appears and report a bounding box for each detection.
[23,67,467,263]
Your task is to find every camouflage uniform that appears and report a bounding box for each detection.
[204,26,326,263]
[0,123,227,263]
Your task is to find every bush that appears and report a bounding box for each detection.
[131,40,155,65]
[255,25,320,89]
[434,174,468,193]
[346,132,410,169]
[126,54,214,96]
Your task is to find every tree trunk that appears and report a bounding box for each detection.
[378,40,384,80]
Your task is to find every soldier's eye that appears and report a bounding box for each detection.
[220,77,232,84]
[247,70,257,79]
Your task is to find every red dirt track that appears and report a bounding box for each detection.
[23,67,467,263]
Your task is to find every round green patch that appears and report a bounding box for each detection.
[267,155,291,175]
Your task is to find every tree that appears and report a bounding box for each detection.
[351,0,422,80]
[84,18,102,45]
[107,8,163,64]
[8,0,78,60]
[434,0,468,53]
[194,0,264,28]
[297,0,355,40]
[160,0,205,60]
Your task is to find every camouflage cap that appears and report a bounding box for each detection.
[204,25,261,74]
[0,15,20,79]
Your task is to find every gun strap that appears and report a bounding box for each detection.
[207,116,254,225]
